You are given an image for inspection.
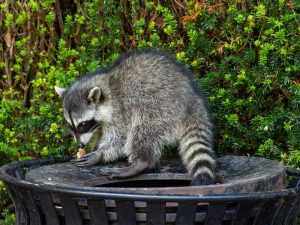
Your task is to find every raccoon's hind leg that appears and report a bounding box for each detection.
[180,122,216,185]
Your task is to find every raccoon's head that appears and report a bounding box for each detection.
[55,84,112,148]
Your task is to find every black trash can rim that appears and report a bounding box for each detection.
[0,157,300,202]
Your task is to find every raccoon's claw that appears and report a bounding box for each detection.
[99,160,149,179]
[73,152,101,167]
[107,173,120,180]
[99,167,124,179]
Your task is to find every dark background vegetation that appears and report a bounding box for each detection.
[0,0,299,223]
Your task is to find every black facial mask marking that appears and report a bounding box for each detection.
[76,119,99,134]
[67,111,99,134]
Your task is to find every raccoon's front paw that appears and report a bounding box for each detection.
[99,167,125,179]
[73,151,101,167]
[100,160,149,179]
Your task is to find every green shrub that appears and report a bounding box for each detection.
[0,181,14,223]
[191,1,300,167]
[0,1,299,216]
[1,208,15,225]
[0,0,299,164]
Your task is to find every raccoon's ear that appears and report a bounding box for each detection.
[55,86,66,98]
[87,87,101,103]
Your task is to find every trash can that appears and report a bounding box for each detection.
[0,156,299,225]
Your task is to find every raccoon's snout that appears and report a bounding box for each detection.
[78,142,85,148]
[73,132,84,148]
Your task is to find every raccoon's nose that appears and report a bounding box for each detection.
[78,143,85,148]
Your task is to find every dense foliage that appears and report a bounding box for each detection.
[0,0,299,221]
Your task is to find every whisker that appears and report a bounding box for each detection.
[88,124,100,133]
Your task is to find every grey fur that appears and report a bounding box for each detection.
[56,49,216,185]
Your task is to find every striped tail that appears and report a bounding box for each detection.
[180,124,216,185]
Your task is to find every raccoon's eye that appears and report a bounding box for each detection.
[77,120,98,133]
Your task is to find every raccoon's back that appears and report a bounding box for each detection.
[108,50,202,107]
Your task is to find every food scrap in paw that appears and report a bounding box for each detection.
[77,148,86,159]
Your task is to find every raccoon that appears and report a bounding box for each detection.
[55,49,216,185]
